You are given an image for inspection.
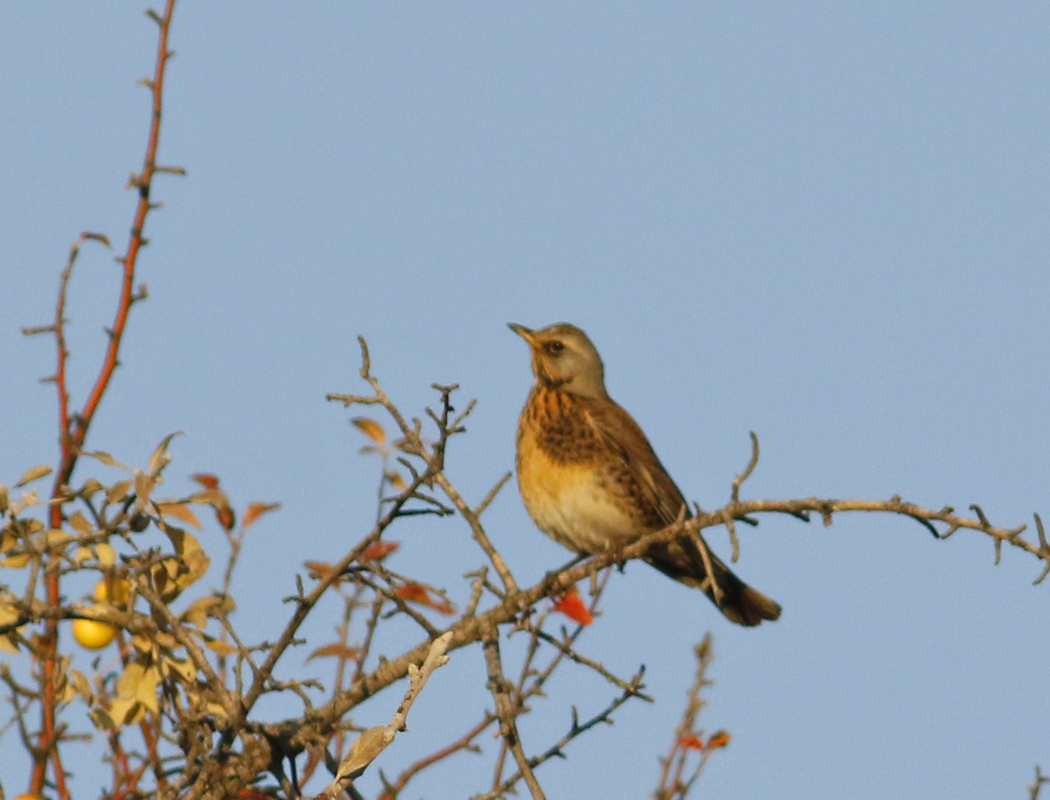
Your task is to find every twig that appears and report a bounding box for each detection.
[316,632,454,798]
[482,624,545,799]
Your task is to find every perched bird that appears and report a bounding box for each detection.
[510,322,781,627]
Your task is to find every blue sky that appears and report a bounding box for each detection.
[2,3,1049,798]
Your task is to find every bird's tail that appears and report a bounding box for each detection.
[644,534,782,627]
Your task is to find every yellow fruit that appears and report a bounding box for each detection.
[94,576,132,605]
[12,794,45,800]
[72,617,116,650]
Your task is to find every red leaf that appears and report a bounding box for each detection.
[552,586,593,626]
[678,735,705,750]
[190,473,220,490]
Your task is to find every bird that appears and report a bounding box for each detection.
[509,322,781,627]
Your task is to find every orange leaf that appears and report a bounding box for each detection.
[360,541,399,561]
[190,473,220,490]
[395,582,456,615]
[242,502,281,530]
[706,730,731,750]
[306,642,360,663]
[352,417,386,446]
[304,561,341,581]
[552,586,593,626]
[216,505,236,532]
[385,471,408,491]
[678,735,705,750]
[157,502,202,530]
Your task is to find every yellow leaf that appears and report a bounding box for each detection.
[148,431,183,476]
[68,511,93,534]
[75,546,93,564]
[83,450,128,470]
[107,480,133,504]
[206,638,238,657]
[108,697,143,728]
[15,464,51,487]
[135,472,156,504]
[42,528,73,548]
[96,542,117,567]
[164,655,196,683]
[80,477,103,497]
[181,595,233,628]
[69,669,93,703]
[136,665,160,713]
[157,502,202,530]
[352,417,386,445]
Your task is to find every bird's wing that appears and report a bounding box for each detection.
[581,396,689,527]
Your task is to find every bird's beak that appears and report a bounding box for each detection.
[507,323,537,346]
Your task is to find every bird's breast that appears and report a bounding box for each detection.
[516,388,648,553]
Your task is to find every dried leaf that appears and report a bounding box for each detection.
[216,505,236,531]
[552,586,593,626]
[307,642,360,663]
[360,541,399,561]
[395,582,456,615]
[157,502,202,530]
[352,417,386,446]
[336,726,392,782]
[242,501,280,530]
[678,735,704,750]
[190,473,220,490]
[15,464,52,487]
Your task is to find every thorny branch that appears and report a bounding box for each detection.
[20,3,183,797]
[655,634,720,800]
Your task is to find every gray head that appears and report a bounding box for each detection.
[508,322,608,400]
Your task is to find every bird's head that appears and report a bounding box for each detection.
[508,322,608,399]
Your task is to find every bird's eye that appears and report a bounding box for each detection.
[545,341,564,355]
